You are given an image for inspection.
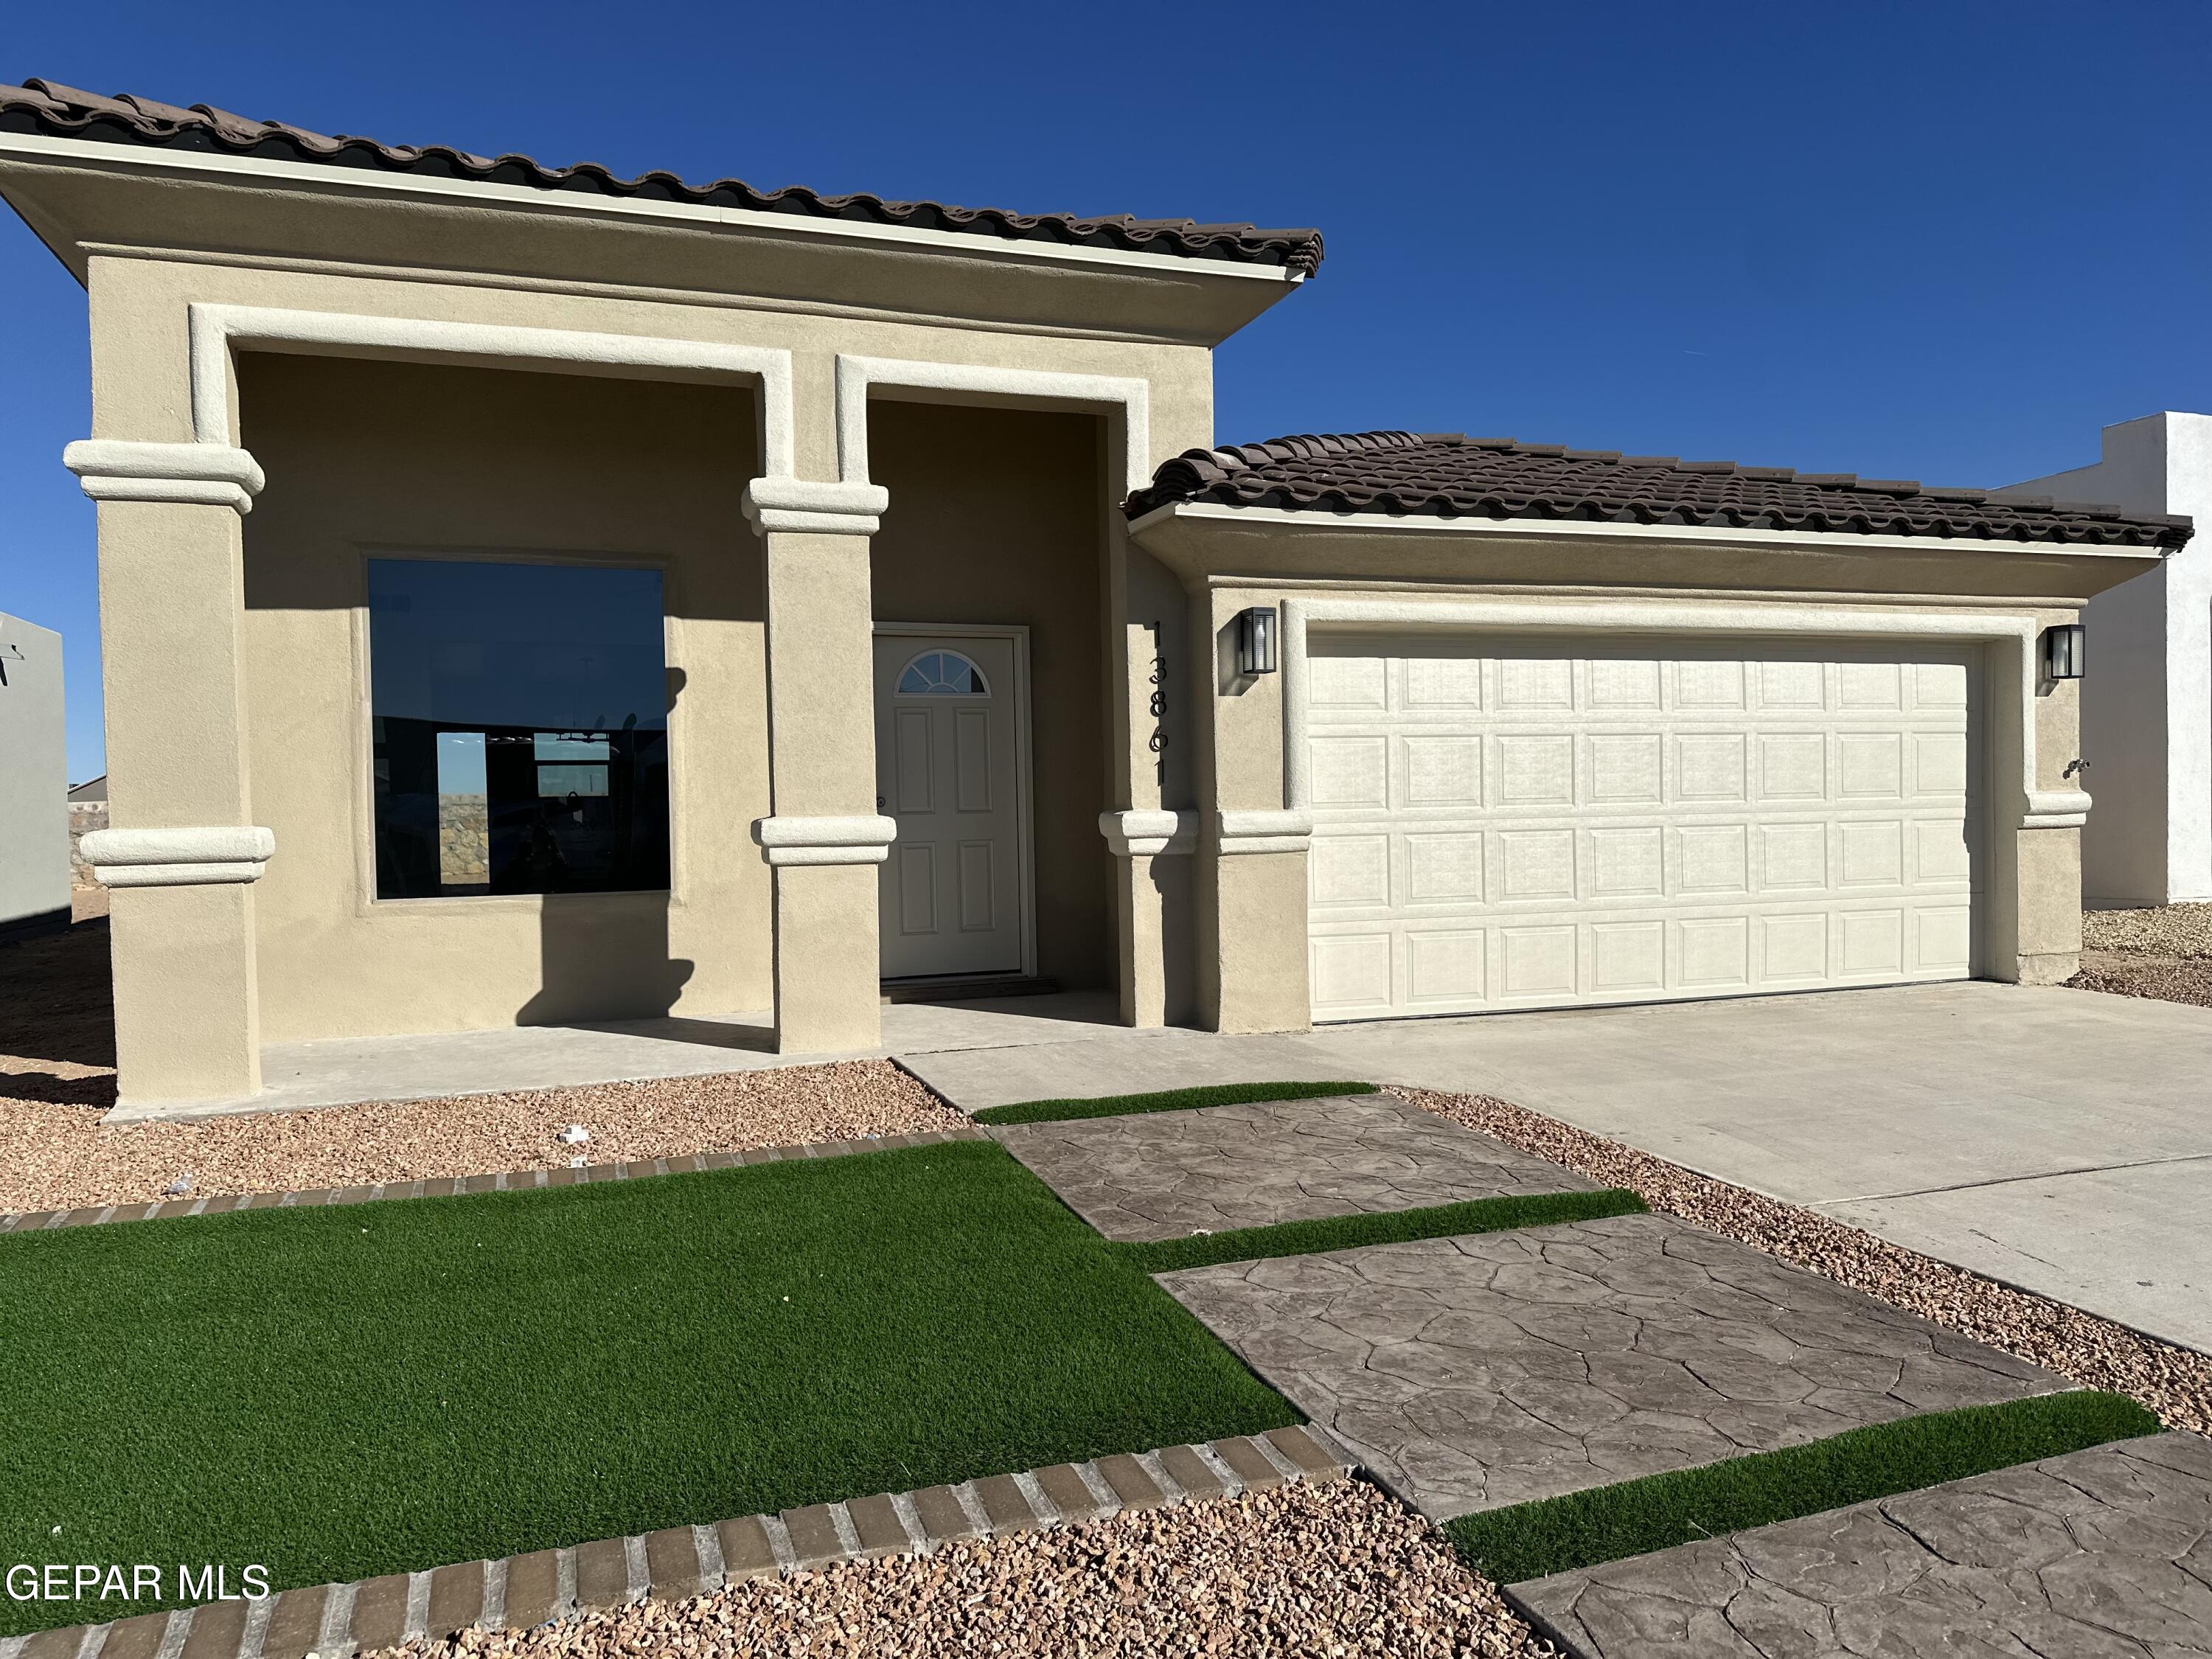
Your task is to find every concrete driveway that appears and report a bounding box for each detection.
[902,982,2212,1354]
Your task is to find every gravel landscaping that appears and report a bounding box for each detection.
[1397,1086,2212,1438]
[2084,902,2212,956]
[0,1060,965,1215]
[376,1480,1551,1659]
[2071,902,2212,1006]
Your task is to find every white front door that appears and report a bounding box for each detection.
[874,632,1029,979]
[1307,636,1982,1021]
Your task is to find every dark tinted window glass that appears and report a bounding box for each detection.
[367,559,670,899]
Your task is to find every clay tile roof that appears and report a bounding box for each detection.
[1127,429,2193,550]
[0,78,1325,276]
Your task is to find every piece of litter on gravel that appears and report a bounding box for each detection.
[558,1124,590,1145]
[162,1173,192,1197]
[567,1155,586,1169]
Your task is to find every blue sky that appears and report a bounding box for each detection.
[4,1,2208,782]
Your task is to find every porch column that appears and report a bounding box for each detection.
[64,441,273,1106]
[743,479,895,1053]
[1194,587,1312,1033]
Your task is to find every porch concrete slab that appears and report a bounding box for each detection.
[1158,1211,2067,1520]
[1508,1431,2212,1659]
[990,1093,1599,1242]
[110,991,1175,1122]
[899,1029,1341,1111]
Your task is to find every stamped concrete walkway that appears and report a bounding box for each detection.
[1509,1430,2212,1658]
[1159,1211,2067,1518]
[906,981,2212,1355]
[990,1094,1597,1242]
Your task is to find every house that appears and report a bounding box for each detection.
[2003,415,2212,908]
[67,773,108,886]
[0,80,2188,1110]
[0,611,68,942]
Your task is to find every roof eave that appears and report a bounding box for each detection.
[0,129,1310,290]
[1126,498,2179,561]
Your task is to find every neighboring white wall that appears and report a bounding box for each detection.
[0,613,69,936]
[2003,414,2212,905]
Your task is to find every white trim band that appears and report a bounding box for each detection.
[81,826,275,888]
[185,303,799,476]
[742,478,889,537]
[1217,808,1312,855]
[752,814,900,866]
[1097,810,1198,857]
[63,439,265,515]
[835,356,1155,497]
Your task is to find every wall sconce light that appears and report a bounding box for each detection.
[2042,623,2085,681]
[1237,606,1279,676]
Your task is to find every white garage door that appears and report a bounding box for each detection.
[1306,636,1981,1022]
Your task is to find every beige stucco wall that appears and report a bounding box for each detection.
[240,353,768,1039]
[866,401,1115,989]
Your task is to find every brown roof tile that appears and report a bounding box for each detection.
[0,79,1325,276]
[1127,429,2191,549]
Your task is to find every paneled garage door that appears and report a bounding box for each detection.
[1306,636,1981,1022]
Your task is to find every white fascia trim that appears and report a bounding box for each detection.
[0,133,1300,288]
[1128,499,2163,563]
[752,813,899,866]
[81,824,275,887]
[62,438,265,513]
[1278,597,2089,832]
[185,302,798,478]
[742,477,890,536]
[1097,809,1198,857]
[835,355,1154,497]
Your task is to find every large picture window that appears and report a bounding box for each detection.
[367,559,671,900]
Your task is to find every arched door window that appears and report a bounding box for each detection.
[896,650,991,696]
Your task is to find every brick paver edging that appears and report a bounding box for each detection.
[0,1427,1355,1659]
[0,1129,990,1236]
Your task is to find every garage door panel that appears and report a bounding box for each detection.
[1590,827,1664,898]
[1406,929,1485,1006]
[1310,735,1388,808]
[1402,734,1484,807]
[1588,734,1663,803]
[1307,635,1980,1022]
[1405,832,1484,904]
[1496,734,1576,804]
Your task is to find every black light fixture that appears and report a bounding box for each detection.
[1237,605,1279,675]
[2043,623,2086,681]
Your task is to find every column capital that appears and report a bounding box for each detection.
[63,440,265,515]
[752,814,897,866]
[742,477,888,536]
[81,825,276,887]
[1098,810,1198,858]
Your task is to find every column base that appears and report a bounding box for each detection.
[109,882,263,1105]
[771,863,883,1053]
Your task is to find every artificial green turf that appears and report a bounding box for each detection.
[973,1079,1379,1126]
[1115,1189,1649,1275]
[1447,1390,2160,1585]
[0,1141,1297,1635]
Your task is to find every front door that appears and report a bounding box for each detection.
[873,631,1029,979]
